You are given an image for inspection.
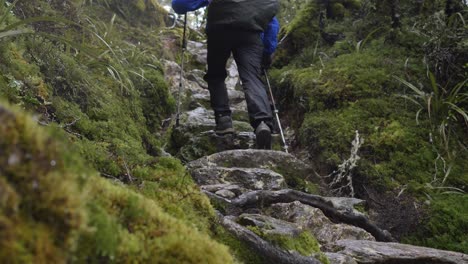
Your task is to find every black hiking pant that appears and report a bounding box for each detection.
[204,29,273,129]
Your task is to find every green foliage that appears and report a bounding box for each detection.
[396,75,467,163]
[404,193,468,253]
[278,2,320,60]
[271,2,467,252]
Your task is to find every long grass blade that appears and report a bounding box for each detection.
[415,108,423,124]
[446,102,468,124]
[394,76,426,97]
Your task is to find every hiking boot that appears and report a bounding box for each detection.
[215,115,235,135]
[255,121,271,149]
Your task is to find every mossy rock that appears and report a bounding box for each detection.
[78,177,234,263]
[188,149,324,194]
[245,219,330,264]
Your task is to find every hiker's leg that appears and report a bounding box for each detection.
[232,31,273,129]
[204,31,232,116]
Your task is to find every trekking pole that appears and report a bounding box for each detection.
[175,14,188,127]
[264,69,289,153]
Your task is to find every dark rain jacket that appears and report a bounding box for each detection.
[171,0,279,55]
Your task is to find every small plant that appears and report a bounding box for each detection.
[396,74,468,185]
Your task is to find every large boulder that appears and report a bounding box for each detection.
[331,240,468,264]
[188,149,323,193]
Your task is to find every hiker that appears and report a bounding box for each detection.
[172,0,280,149]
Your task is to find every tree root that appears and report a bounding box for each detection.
[226,189,395,242]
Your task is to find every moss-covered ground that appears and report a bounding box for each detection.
[270,0,467,253]
[0,103,234,263]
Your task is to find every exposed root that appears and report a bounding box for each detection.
[228,189,395,242]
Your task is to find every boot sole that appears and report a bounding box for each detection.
[256,129,271,149]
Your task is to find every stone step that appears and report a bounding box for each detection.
[169,107,287,161]
[177,107,252,133]
[191,166,286,192]
[188,149,323,193]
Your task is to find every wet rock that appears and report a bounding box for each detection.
[178,107,251,132]
[176,132,255,162]
[189,87,245,108]
[216,189,237,199]
[331,240,468,264]
[188,149,322,188]
[201,184,244,196]
[226,60,240,90]
[238,214,300,237]
[187,40,207,64]
[162,60,203,94]
[190,167,286,191]
[170,110,255,161]
[268,201,375,245]
[325,253,358,264]
[186,69,208,89]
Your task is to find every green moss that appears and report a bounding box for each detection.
[79,176,234,263]
[277,2,320,63]
[330,3,346,19]
[403,194,468,253]
[0,104,88,263]
[133,157,216,233]
[353,203,367,214]
[248,226,330,264]
[212,225,264,264]
[0,103,235,263]
[284,174,321,195]
[271,2,468,252]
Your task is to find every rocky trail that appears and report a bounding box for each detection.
[163,39,468,264]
